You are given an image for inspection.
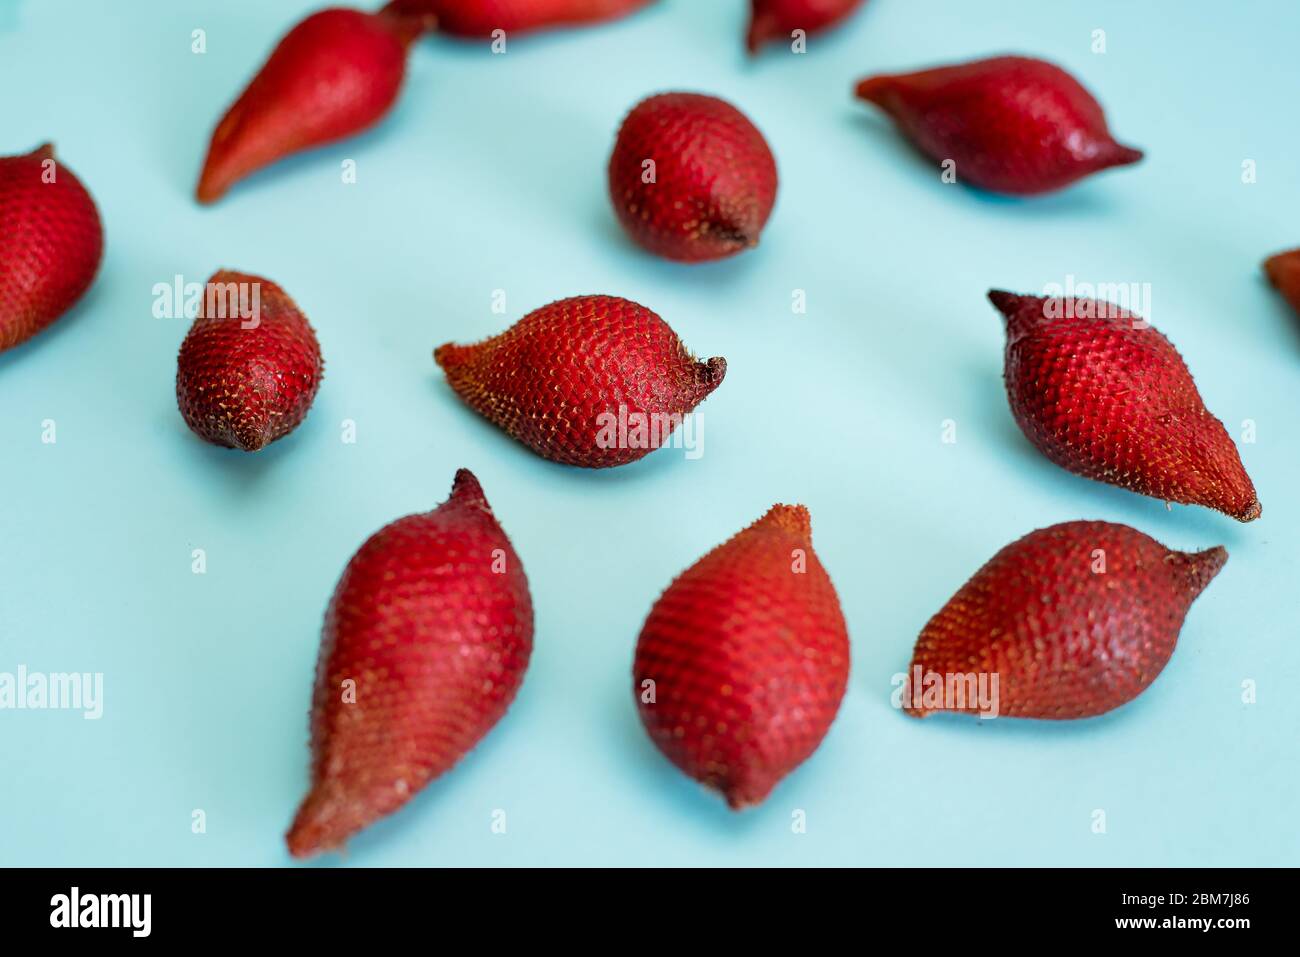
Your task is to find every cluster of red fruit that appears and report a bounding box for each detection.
[0,0,1290,858]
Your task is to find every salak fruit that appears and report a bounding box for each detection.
[383,0,655,35]
[904,521,1226,720]
[0,144,103,353]
[609,92,778,262]
[176,270,324,451]
[435,294,725,467]
[633,505,849,808]
[854,55,1143,195]
[1263,248,1300,319]
[287,469,533,858]
[747,0,866,54]
[195,6,437,204]
[988,291,1259,521]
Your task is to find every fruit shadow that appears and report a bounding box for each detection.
[165,403,323,491]
[590,211,767,289]
[604,682,773,836]
[844,113,1121,217]
[889,695,1164,741]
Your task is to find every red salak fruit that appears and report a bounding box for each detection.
[989,291,1260,522]
[195,6,437,204]
[905,521,1226,720]
[435,295,725,467]
[634,505,849,808]
[383,0,654,35]
[176,270,324,451]
[609,92,778,262]
[0,144,103,353]
[747,0,866,54]
[1263,248,1300,319]
[855,55,1143,195]
[287,469,533,857]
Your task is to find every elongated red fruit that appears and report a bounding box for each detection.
[0,144,103,353]
[195,7,436,204]
[384,0,654,35]
[989,290,1259,521]
[905,521,1225,720]
[634,505,849,808]
[287,469,533,858]
[176,270,324,451]
[1264,248,1300,319]
[609,92,778,262]
[747,0,866,54]
[435,295,724,467]
[855,56,1142,195]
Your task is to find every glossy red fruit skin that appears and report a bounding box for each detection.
[634,505,849,809]
[0,144,103,353]
[176,270,324,452]
[906,521,1226,720]
[435,295,725,467]
[385,0,654,35]
[855,56,1142,195]
[609,93,778,262]
[287,470,533,858]
[196,7,435,204]
[1264,248,1300,319]
[989,291,1260,522]
[747,0,865,54]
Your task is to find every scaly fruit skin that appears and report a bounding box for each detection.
[989,291,1260,522]
[435,295,725,467]
[747,0,865,54]
[196,7,435,204]
[384,0,654,35]
[906,521,1226,720]
[1264,248,1300,319]
[634,505,849,808]
[0,144,103,353]
[176,270,324,451]
[287,470,532,858]
[609,93,778,262]
[855,56,1142,195]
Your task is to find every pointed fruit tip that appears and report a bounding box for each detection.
[1107,143,1144,168]
[854,75,894,105]
[745,14,774,55]
[1170,544,1228,597]
[987,289,1034,318]
[1263,250,1300,288]
[759,503,812,540]
[29,142,55,161]
[449,468,486,505]
[1235,499,1262,523]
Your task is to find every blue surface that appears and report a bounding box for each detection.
[1,0,1296,867]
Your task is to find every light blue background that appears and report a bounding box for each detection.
[1,0,1296,867]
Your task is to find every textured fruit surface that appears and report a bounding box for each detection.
[906,521,1225,720]
[385,0,653,35]
[747,0,865,53]
[609,92,778,262]
[989,291,1259,522]
[0,144,103,353]
[1264,248,1300,319]
[435,295,725,467]
[196,7,434,204]
[634,505,849,808]
[287,469,533,858]
[176,270,324,451]
[855,55,1142,195]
